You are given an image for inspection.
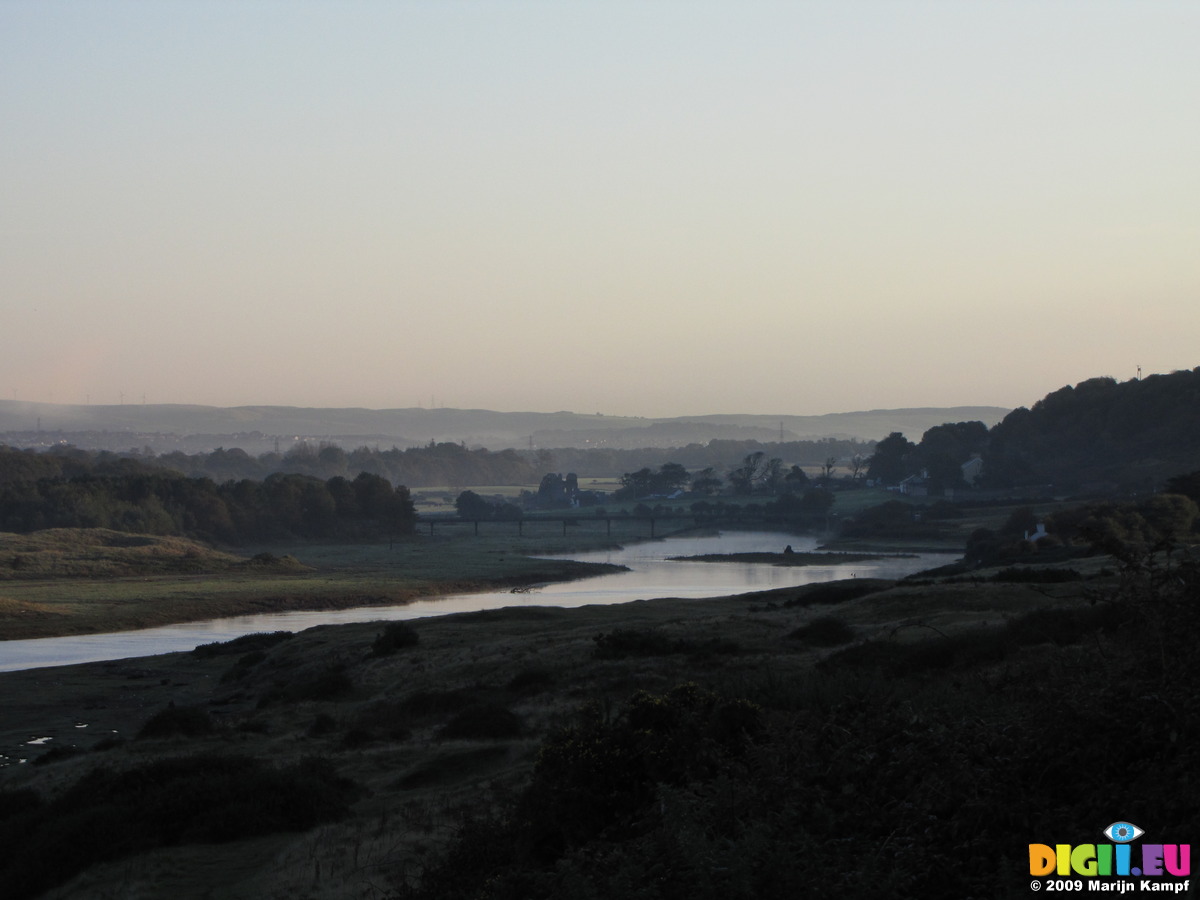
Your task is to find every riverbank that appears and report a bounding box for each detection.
[0,530,627,641]
[4,552,1186,900]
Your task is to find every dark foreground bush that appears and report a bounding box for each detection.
[782,579,893,608]
[31,745,85,766]
[371,621,420,656]
[349,700,416,742]
[401,684,762,898]
[438,703,524,740]
[395,746,509,790]
[991,566,1083,583]
[137,704,215,739]
[394,548,1200,900]
[787,615,856,647]
[0,754,357,900]
[192,631,293,659]
[816,602,1134,679]
[592,628,739,659]
[506,667,555,694]
[259,665,355,706]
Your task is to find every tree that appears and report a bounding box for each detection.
[761,458,785,494]
[455,490,494,519]
[656,463,691,495]
[728,452,765,495]
[800,486,835,514]
[783,465,809,492]
[691,467,722,495]
[821,457,837,480]
[867,433,915,486]
[850,454,868,481]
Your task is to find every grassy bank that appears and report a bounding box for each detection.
[0,528,637,641]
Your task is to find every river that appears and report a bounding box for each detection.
[0,531,956,673]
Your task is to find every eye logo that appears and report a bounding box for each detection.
[1103,822,1145,843]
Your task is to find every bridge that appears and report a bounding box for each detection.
[421,511,826,538]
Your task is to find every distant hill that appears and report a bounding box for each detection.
[0,401,1010,454]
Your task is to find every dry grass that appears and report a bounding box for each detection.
[0,529,253,579]
[0,529,626,640]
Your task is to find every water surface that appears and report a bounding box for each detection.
[0,531,955,673]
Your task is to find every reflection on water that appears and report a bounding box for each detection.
[0,531,956,673]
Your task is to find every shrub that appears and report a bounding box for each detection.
[259,665,355,706]
[782,579,892,608]
[396,746,509,790]
[0,788,44,821]
[1005,603,1130,646]
[350,700,414,741]
[371,621,419,656]
[31,746,85,767]
[991,566,1082,584]
[592,628,739,660]
[398,688,477,717]
[137,704,215,739]
[507,668,555,694]
[404,684,764,897]
[439,703,524,741]
[787,615,856,647]
[220,649,269,683]
[0,755,357,900]
[308,713,337,737]
[192,631,293,659]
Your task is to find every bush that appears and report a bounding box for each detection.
[1005,603,1130,646]
[782,579,892,608]
[349,700,414,742]
[439,703,524,741]
[192,631,293,659]
[259,665,355,706]
[220,649,268,683]
[592,628,738,660]
[991,566,1082,584]
[398,688,477,717]
[507,668,555,694]
[137,704,215,739]
[308,713,337,737]
[0,755,357,900]
[787,615,856,647]
[371,621,420,656]
[396,747,509,790]
[31,746,85,767]
[404,684,764,898]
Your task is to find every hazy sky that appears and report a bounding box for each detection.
[3,2,1197,418]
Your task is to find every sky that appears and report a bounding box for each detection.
[2,2,1198,419]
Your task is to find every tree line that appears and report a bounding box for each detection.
[0,448,416,544]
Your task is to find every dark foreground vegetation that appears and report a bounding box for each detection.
[0,754,357,900]
[393,549,1199,899]
[1,532,1196,898]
